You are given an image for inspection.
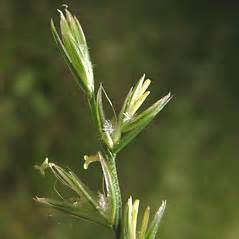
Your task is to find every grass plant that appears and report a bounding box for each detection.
[35,6,172,239]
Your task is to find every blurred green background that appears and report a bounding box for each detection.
[1,0,239,238]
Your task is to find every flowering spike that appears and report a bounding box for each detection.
[51,8,94,96]
[122,92,172,133]
[121,198,166,239]
[113,91,172,154]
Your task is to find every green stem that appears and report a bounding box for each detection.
[105,151,122,238]
[88,95,101,132]
[88,95,122,238]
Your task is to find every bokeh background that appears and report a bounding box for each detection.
[1,0,239,238]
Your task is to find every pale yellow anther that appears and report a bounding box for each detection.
[126,75,151,118]
[34,158,50,176]
[83,153,100,169]
[130,91,150,116]
[129,74,145,107]
[137,79,151,100]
